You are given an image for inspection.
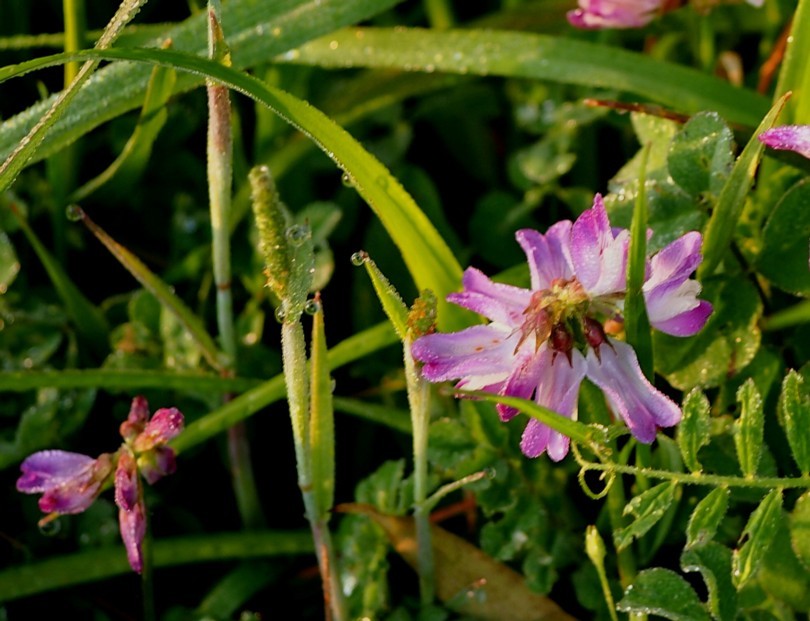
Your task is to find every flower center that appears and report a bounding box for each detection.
[516,277,617,362]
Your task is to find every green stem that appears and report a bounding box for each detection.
[207,0,264,530]
[762,300,810,331]
[141,495,156,621]
[281,321,346,621]
[578,456,810,490]
[405,341,435,604]
[423,0,454,29]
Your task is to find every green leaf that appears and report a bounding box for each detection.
[778,370,810,474]
[289,28,769,127]
[70,59,176,202]
[332,397,412,434]
[0,0,147,194]
[358,252,409,341]
[699,93,791,278]
[0,0,403,167]
[680,543,737,621]
[624,143,653,379]
[13,211,109,356]
[732,488,783,589]
[686,487,730,550]
[0,531,313,602]
[0,389,95,469]
[172,321,397,454]
[789,491,810,572]
[772,0,810,125]
[756,179,810,297]
[0,368,258,393]
[76,208,225,371]
[734,379,764,479]
[1,46,466,327]
[614,482,678,552]
[678,388,711,473]
[760,507,810,612]
[655,276,761,390]
[0,231,20,293]
[667,112,734,198]
[309,303,335,517]
[617,568,710,621]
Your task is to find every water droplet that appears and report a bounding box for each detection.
[285,224,311,246]
[38,517,61,536]
[274,306,287,323]
[271,26,282,37]
[350,251,368,266]
[484,466,497,480]
[65,205,83,222]
[341,172,355,187]
[330,378,337,393]
[304,298,321,315]
[329,40,339,50]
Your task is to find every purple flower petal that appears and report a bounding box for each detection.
[497,347,546,421]
[567,0,661,29]
[120,396,149,441]
[519,349,586,460]
[138,446,177,485]
[447,267,531,327]
[132,407,184,452]
[585,340,681,443]
[412,325,515,386]
[643,232,712,336]
[19,451,113,515]
[115,451,147,573]
[516,222,574,291]
[17,450,96,493]
[118,496,146,574]
[571,194,629,297]
[758,125,810,160]
[115,451,140,511]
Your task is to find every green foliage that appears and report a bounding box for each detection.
[618,568,711,621]
[732,489,783,589]
[678,388,712,473]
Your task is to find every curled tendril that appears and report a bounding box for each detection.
[572,443,616,499]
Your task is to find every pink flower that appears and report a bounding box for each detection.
[758,125,810,160]
[411,195,712,460]
[567,0,664,29]
[567,0,763,29]
[17,396,184,573]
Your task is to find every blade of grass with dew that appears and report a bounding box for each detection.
[70,55,176,203]
[460,389,607,449]
[0,369,260,393]
[0,0,147,194]
[0,531,313,602]
[284,28,769,128]
[309,302,336,517]
[773,0,810,124]
[332,397,412,434]
[74,206,225,371]
[172,320,397,454]
[0,47,466,327]
[11,209,108,355]
[699,93,791,278]
[624,144,653,380]
[0,0,403,167]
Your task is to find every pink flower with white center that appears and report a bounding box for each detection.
[758,125,810,161]
[411,194,712,461]
[17,396,184,573]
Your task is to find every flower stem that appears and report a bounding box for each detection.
[207,0,265,530]
[141,510,156,621]
[281,321,347,621]
[405,341,435,604]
